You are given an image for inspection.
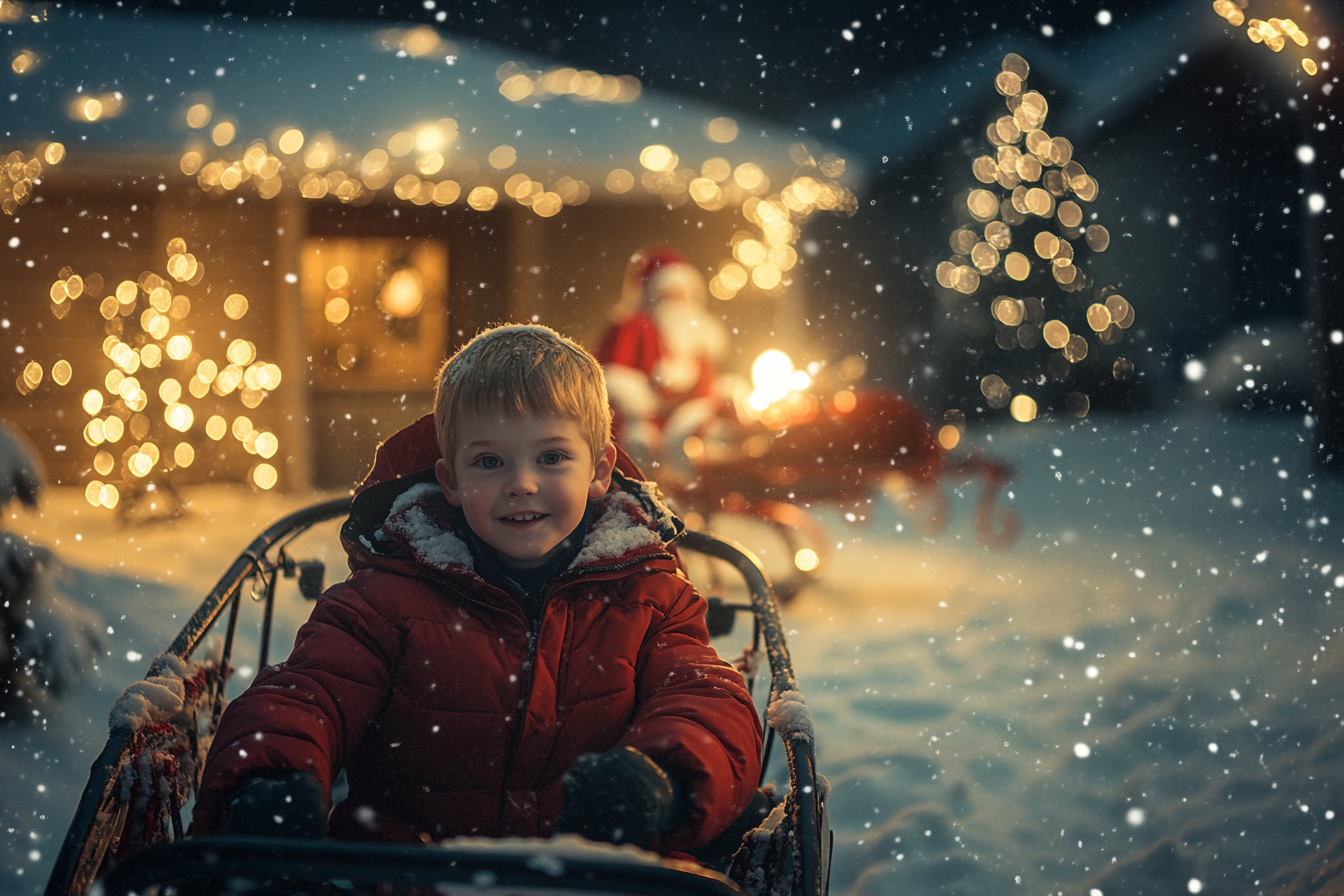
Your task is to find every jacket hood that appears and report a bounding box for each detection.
[344,414,683,579]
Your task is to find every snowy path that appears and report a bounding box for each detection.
[4,411,1343,895]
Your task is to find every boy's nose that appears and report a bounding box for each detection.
[506,469,539,495]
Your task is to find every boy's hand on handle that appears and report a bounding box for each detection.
[221,770,327,839]
[554,746,679,850]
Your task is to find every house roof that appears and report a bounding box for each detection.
[4,8,865,190]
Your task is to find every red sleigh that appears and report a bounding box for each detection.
[658,387,1021,600]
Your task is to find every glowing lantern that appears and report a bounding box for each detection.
[378,267,426,318]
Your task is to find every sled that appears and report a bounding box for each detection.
[44,497,831,896]
[663,387,1020,599]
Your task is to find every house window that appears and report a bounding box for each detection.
[301,238,448,392]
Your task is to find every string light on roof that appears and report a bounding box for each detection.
[1210,3,1324,73]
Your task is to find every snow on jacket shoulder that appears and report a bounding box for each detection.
[191,422,762,853]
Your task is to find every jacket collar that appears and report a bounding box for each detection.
[346,468,682,576]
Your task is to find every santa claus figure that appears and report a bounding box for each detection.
[597,247,730,471]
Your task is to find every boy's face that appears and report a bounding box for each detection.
[435,411,617,569]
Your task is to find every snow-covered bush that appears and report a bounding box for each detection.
[1,421,105,707]
[1,538,105,704]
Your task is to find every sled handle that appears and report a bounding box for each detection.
[678,531,828,896]
[165,496,353,662]
[44,496,354,896]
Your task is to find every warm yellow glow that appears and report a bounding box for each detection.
[166,335,193,361]
[256,363,282,391]
[227,339,256,366]
[750,350,795,409]
[252,463,278,490]
[44,142,65,165]
[93,450,114,476]
[174,442,195,468]
[432,180,461,205]
[707,117,739,143]
[639,144,677,172]
[325,297,351,324]
[214,366,242,395]
[79,389,103,416]
[232,415,254,441]
[701,158,731,182]
[937,424,962,451]
[254,431,279,459]
[11,49,37,74]
[79,97,104,121]
[82,419,105,447]
[1042,320,1070,349]
[499,73,533,102]
[98,483,120,509]
[467,186,499,211]
[719,263,748,291]
[303,141,333,170]
[1010,394,1038,422]
[317,268,349,295]
[733,163,765,191]
[212,121,236,146]
[158,378,182,404]
[140,344,163,368]
[110,343,134,371]
[84,481,103,506]
[127,451,152,478]
[164,402,194,433]
[206,415,227,440]
[186,103,211,128]
[277,128,305,154]
[794,548,820,572]
[224,293,249,320]
[605,169,635,193]
[378,268,426,318]
[52,359,71,386]
[487,145,517,169]
[387,131,415,156]
[751,263,782,290]
[832,390,857,413]
[22,361,42,388]
[416,152,445,176]
[103,416,124,443]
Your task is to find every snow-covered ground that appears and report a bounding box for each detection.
[4,410,1343,895]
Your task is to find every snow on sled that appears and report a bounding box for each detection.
[44,497,831,896]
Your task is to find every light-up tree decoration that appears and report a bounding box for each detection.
[934,53,1136,431]
[19,238,284,518]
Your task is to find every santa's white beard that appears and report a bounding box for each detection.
[652,299,729,388]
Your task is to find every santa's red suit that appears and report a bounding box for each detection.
[597,248,729,469]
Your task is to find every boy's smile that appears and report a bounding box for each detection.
[435,412,616,569]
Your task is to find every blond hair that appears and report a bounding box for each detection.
[434,324,612,462]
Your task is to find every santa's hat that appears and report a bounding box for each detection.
[615,245,704,316]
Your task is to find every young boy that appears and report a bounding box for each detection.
[190,324,763,855]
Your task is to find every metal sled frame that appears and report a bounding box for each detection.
[44,498,830,896]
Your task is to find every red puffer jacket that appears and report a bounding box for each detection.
[191,419,763,853]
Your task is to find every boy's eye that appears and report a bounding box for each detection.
[476,455,502,469]
[540,452,564,465]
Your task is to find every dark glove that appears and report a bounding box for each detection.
[554,747,679,851]
[221,771,327,839]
